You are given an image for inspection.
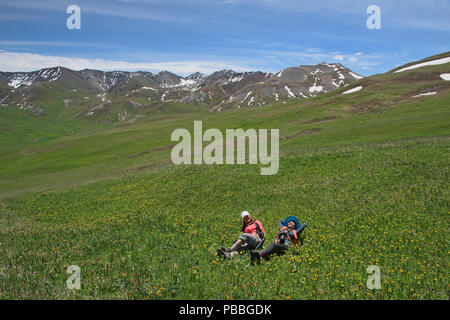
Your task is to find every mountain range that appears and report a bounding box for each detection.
[1,52,449,130]
[0,62,362,122]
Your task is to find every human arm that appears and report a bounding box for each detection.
[257,220,266,237]
[278,219,284,230]
[291,229,298,246]
[274,229,281,244]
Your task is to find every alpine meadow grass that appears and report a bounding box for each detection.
[1,61,449,300]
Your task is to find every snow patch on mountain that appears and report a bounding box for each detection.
[9,77,32,88]
[284,86,296,98]
[308,78,323,94]
[309,85,324,93]
[308,77,324,94]
[97,92,107,102]
[299,92,308,99]
[342,86,363,94]
[0,94,9,106]
[413,91,437,97]
[161,91,170,101]
[349,71,363,80]
[9,67,62,88]
[440,73,450,80]
[230,75,244,82]
[394,57,450,73]
[178,78,198,87]
[241,91,252,104]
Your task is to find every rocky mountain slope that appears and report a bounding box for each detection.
[3,50,450,125]
[0,51,449,145]
[0,62,362,112]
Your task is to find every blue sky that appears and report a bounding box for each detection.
[0,0,449,76]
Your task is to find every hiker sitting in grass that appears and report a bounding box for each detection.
[250,216,306,263]
[217,211,265,259]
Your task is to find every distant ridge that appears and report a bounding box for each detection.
[0,62,363,113]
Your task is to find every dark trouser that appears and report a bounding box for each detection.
[260,241,288,260]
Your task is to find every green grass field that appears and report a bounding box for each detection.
[0,63,449,299]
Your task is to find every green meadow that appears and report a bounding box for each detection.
[0,64,449,299]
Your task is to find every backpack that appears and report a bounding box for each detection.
[254,221,265,240]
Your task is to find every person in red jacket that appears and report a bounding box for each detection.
[217,211,266,259]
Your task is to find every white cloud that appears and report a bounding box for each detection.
[0,51,252,75]
[0,13,43,21]
[257,49,381,70]
[0,48,415,77]
[306,48,322,53]
[0,41,107,47]
[0,0,194,24]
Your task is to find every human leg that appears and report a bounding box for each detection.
[259,242,288,260]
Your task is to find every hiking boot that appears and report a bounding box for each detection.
[250,251,261,264]
[217,248,231,260]
[217,248,225,259]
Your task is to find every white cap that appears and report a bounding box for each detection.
[241,211,250,219]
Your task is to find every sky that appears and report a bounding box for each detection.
[0,0,449,76]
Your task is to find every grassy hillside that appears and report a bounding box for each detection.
[0,59,449,299]
[1,136,448,299]
[1,61,449,200]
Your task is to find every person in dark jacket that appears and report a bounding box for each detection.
[250,216,305,263]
